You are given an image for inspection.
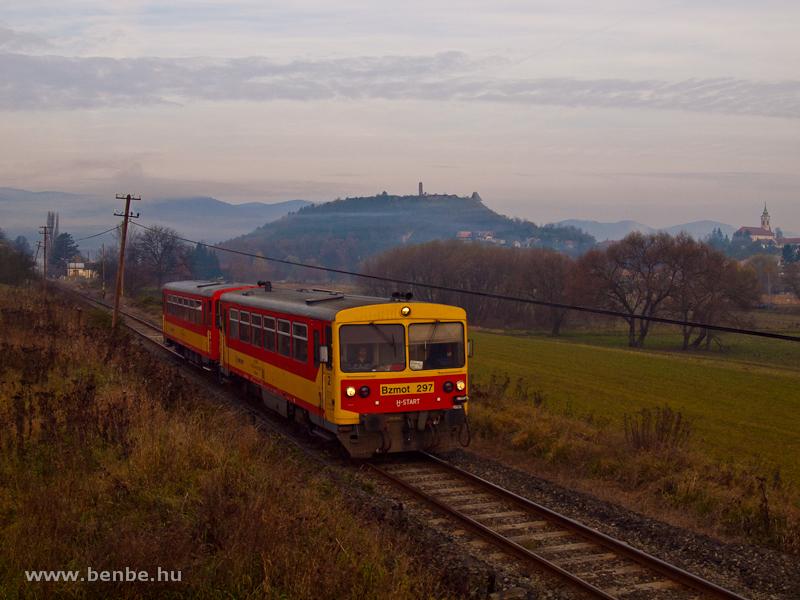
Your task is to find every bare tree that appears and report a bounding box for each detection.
[130,225,190,289]
[576,232,680,348]
[360,240,519,327]
[514,247,574,335]
[667,235,761,349]
[783,262,800,300]
[46,211,59,249]
[746,254,779,298]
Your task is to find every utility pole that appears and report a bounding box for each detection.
[39,226,51,293]
[112,194,141,329]
[101,243,106,299]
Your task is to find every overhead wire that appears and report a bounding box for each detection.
[76,227,118,241]
[126,221,800,344]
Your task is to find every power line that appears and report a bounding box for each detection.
[128,221,800,344]
[76,227,117,241]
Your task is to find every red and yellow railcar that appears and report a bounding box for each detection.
[162,280,257,365]
[217,283,470,457]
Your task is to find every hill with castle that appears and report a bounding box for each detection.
[217,191,596,272]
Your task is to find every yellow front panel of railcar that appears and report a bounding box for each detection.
[327,303,468,426]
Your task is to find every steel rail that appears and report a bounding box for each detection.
[367,460,619,599]
[370,454,750,600]
[424,454,749,600]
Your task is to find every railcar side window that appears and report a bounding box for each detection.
[277,319,291,357]
[263,316,276,352]
[229,309,239,340]
[196,301,203,326]
[408,322,465,370]
[182,298,188,321]
[251,314,263,347]
[292,323,308,363]
[339,324,405,373]
[239,311,250,343]
[189,299,196,324]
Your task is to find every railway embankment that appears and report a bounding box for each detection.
[21,282,800,599]
[0,286,477,599]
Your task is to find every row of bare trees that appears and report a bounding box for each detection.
[93,225,222,295]
[360,232,764,349]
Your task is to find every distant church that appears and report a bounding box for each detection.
[735,204,775,242]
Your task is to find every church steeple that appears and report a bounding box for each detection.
[761,203,771,231]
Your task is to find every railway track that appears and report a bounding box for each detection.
[55,284,331,464]
[59,284,750,600]
[368,453,749,599]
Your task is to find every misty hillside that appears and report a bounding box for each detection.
[556,219,736,242]
[0,187,310,255]
[219,193,596,272]
[145,196,312,242]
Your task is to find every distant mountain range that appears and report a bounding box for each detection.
[7,186,791,267]
[556,219,737,242]
[0,187,310,256]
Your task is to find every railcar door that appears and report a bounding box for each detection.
[323,324,334,415]
[219,303,229,375]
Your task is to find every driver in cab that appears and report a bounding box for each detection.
[348,346,373,372]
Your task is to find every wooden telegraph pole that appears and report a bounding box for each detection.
[101,243,106,299]
[39,225,51,293]
[112,194,140,329]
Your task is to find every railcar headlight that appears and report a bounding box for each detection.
[456,380,466,391]
[443,381,454,393]
[400,306,411,316]
[359,385,371,398]
[346,386,356,397]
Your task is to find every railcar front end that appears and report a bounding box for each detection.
[217,286,471,458]
[331,303,470,457]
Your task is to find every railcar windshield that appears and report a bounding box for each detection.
[340,324,405,372]
[408,322,465,370]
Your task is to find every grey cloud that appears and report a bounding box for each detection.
[1,50,799,119]
[0,26,51,52]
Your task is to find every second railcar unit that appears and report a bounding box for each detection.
[162,280,257,365]
[218,283,471,458]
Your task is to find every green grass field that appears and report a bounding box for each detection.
[469,328,800,482]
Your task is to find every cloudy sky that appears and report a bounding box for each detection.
[2,1,799,233]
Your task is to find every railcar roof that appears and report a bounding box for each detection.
[220,287,399,321]
[162,280,255,298]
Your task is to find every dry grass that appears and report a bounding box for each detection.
[468,373,800,555]
[0,287,468,600]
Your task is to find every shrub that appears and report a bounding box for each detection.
[623,405,694,450]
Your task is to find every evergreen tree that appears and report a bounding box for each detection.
[0,229,37,284]
[189,244,223,279]
[48,232,80,275]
